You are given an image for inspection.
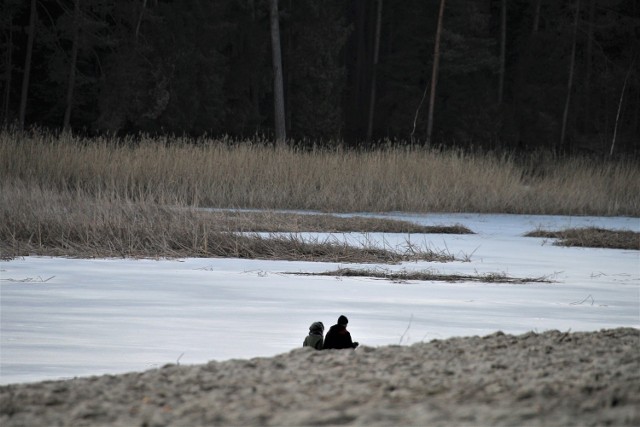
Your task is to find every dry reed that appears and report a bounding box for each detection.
[2,130,638,215]
[525,227,640,250]
[2,130,638,259]
[0,184,456,262]
[290,267,553,284]
[194,210,473,234]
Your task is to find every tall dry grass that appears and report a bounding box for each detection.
[0,183,445,262]
[1,130,639,216]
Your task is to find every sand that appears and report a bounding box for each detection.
[1,328,638,426]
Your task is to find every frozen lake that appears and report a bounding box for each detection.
[1,213,639,385]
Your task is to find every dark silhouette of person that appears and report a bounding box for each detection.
[323,315,359,349]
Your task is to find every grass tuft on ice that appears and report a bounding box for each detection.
[525,227,639,250]
[288,267,553,284]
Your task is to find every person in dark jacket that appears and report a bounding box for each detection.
[303,321,324,350]
[323,315,359,349]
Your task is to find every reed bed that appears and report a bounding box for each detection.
[525,227,640,250]
[1,130,638,259]
[193,210,473,234]
[0,184,456,262]
[2,130,638,216]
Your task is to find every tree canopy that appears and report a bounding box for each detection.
[1,0,638,154]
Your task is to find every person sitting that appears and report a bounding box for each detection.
[303,321,325,350]
[323,315,359,349]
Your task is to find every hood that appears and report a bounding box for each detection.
[309,321,324,335]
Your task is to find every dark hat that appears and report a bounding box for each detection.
[338,315,348,325]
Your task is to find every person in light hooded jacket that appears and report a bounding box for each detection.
[303,321,325,350]
[323,315,359,350]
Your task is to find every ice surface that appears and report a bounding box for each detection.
[1,213,638,384]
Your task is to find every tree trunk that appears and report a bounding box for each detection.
[610,58,635,157]
[3,14,13,126]
[532,0,542,33]
[410,79,430,144]
[583,0,595,131]
[366,0,383,142]
[248,0,260,132]
[285,0,292,136]
[559,0,580,152]
[18,0,37,131]
[63,0,81,132]
[355,0,370,142]
[135,0,147,44]
[426,0,446,147]
[635,86,639,137]
[498,0,506,105]
[269,0,286,145]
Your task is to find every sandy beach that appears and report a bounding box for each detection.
[1,327,638,426]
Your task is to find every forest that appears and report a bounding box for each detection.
[1,0,638,155]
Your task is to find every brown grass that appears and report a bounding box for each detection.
[525,227,640,250]
[0,185,458,263]
[2,130,639,215]
[2,130,638,260]
[197,210,473,234]
[289,267,553,284]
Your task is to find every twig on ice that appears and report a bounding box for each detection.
[570,294,594,306]
[399,314,413,345]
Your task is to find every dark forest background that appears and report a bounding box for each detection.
[1,0,638,154]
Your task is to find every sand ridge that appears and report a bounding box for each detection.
[1,328,638,426]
